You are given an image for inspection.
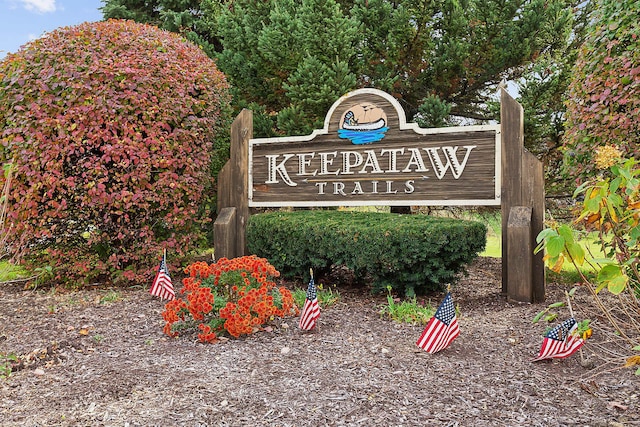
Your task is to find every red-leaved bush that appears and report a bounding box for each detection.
[563,0,640,183]
[0,19,231,286]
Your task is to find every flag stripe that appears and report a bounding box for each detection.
[150,272,174,300]
[299,276,320,330]
[533,318,585,361]
[416,292,459,354]
[421,319,460,353]
[299,298,320,330]
[534,336,583,361]
[417,318,444,351]
[150,253,175,301]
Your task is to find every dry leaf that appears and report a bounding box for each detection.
[624,355,640,367]
[79,329,89,336]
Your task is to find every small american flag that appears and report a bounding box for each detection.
[533,318,585,362]
[150,250,175,301]
[298,271,320,330]
[416,292,460,354]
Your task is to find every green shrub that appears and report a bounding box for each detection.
[247,210,486,296]
[0,20,231,287]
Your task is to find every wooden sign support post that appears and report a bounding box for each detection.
[214,109,252,260]
[500,89,545,302]
[215,89,545,303]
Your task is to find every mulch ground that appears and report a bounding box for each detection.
[1,257,638,426]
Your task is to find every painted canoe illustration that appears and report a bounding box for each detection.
[342,110,386,130]
[342,117,386,131]
[339,110,388,144]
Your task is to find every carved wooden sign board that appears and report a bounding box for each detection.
[248,89,501,207]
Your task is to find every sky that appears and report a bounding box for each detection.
[0,0,103,59]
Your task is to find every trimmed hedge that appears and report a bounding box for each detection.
[247,210,486,296]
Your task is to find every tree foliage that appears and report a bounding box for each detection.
[507,0,593,192]
[100,0,222,57]
[103,0,577,137]
[563,0,640,183]
[0,19,231,286]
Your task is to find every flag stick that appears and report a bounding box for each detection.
[565,290,586,365]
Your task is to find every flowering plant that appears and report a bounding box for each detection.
[162,255,298,343]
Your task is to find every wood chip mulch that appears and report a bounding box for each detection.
[1,257,638,426]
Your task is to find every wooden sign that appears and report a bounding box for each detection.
[248,89,501,207]
[217,88,544,304]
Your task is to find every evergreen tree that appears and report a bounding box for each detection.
[102,0,578,141]
[101,0,221,56]
[215,0,359,133]
[506,0,592,192]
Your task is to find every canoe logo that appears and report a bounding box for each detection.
[338,102,389,145]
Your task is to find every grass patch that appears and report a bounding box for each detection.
[0,260,27,282]
[99,290,122,304]
[293,284,340,309]
[481,234,501,258]
[379,287,436,325]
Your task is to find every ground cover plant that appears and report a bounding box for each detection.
[0,19,231,287]
[379,285,436,325]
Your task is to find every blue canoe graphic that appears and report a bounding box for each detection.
[339,112,388,144]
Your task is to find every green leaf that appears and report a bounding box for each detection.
[585,192,601,213]
[598,264,622,281]
[545,235,565,258]
[610,176,622,193]
[532,310,546,323]
[607,274,628,295]
[597,264,628,295]
[536,228,558,244]
[573,181,591,198]
[590,258,617,265]
[566,241,585,265]
[548,301,566,308]
[557,225,575,244]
